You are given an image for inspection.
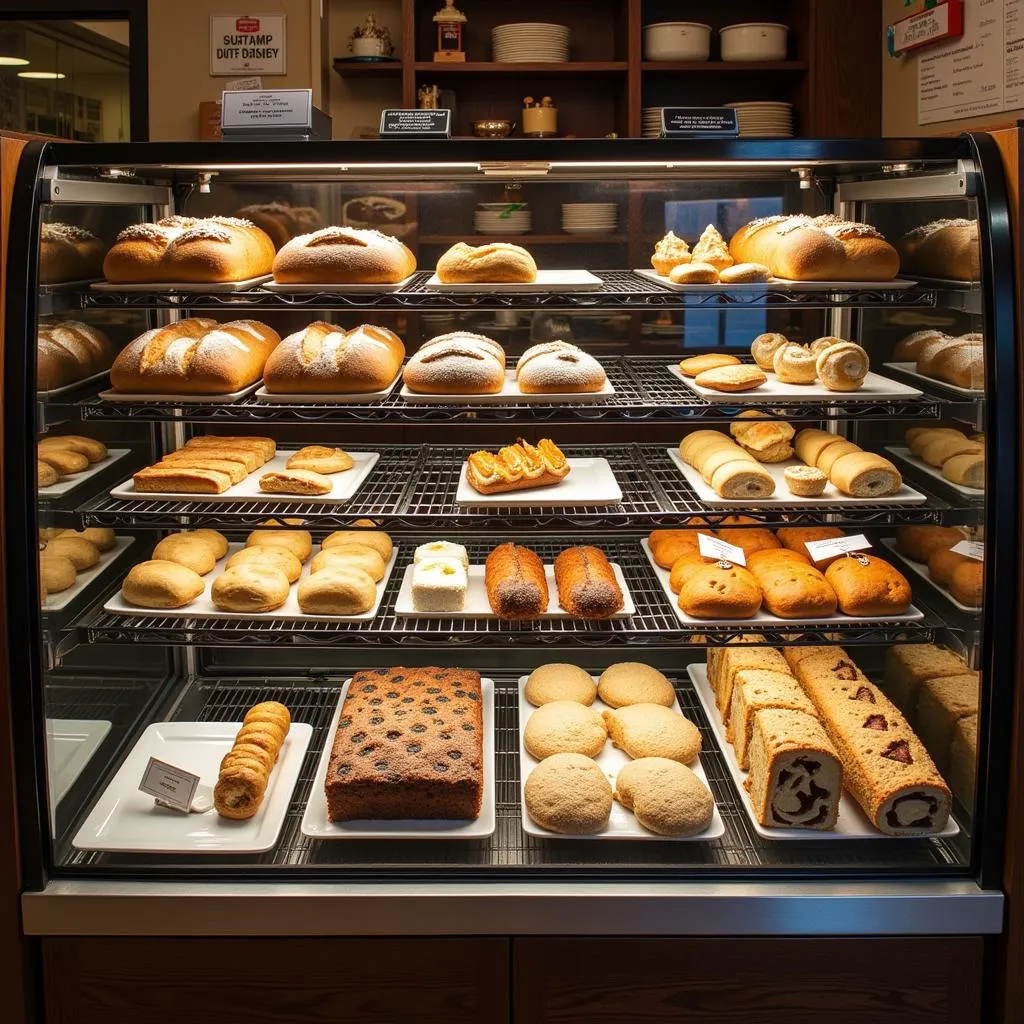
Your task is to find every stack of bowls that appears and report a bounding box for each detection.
[561,203,617,234]
[474,202,532,235]
[642,106,665,138]
[725,101,794,137]
[492,23,570,63]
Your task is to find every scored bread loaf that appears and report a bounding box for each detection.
[554,546,624,620]
[403,332,506,395]
[39,223,104,283]
[515,342,607,394]
[897,218,979,281]
[436,241,537,283]
[37,321,113,390]
[272,226,416,284]
[262,322,405,394]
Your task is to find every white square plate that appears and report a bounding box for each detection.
[394,561,634,619]
[103,542,399,623]
[47,718,111,810]
[885,445,983,498]
[254,370,402,405]
[455,458,622,507]
[110,450,379,504]
[38,449,132,500]
[687,664,959,840]
[90,275,273,293]
[667,448,927,507]
[880,538,980,613]
[667,363,922,403]
[883,361,983,397]
[640,538,924,625]
[518,680,724,841]
[400,368,615,404]
[99,383,261,404]
[73,720,313,853]
[424,269,603,292]
[300,678,495,839]
[43,536,134,612]
[261,274,417,293]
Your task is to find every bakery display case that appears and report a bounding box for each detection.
[4,136,1015,947]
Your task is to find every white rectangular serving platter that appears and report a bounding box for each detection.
[91,274,273,293]
[883,361,983,397]
[517,680,724,841]
[640,538,925,626]
[38,368,110,400]
[261,274,417,294]
[99,382,261,405]
[43,537,134,612]
[635,267,786,292]
[110,450,379,504]
[300,678,496,839]
[687,664,959,840]
[394,562,635,620]
[880,538,979,613]
[400,368,614,405]
[47,718,111,809]
[455,458,622,507]
[667,363,922,403]
[38,448,132,500]
[666,449,927,507]
[73,720,312,853]
[634,268,917,292]
[885,445,983,498]
[254,370,402,405]
[103,542,399,623]
[424,269,603,292]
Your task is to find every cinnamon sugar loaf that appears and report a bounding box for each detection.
[466,439,569,495]
[103,216,275,283]
[273,226,416,284]
[485,542,548,619]
[554,546,624,620]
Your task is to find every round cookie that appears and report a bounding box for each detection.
[524,663,598,707]
[524,700,607,760]
[597,663,675,709]
[524,753,612,835]
[614,757,714,836]
[602,704,702,764]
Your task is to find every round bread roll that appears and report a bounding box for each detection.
[309,544,386,581]
[59,527,116,552]
[246,529,313,562]
[296,566,376,615]
[515,342,607,394]
[751,333,790,370]
[614,757,714,837]
[121,559,204,608]
[598,663,675,709]
[152,534,218,575]
[322,529,392,561]
[211,564,290,612]
[272,227,416,284]
[436,241,537,283]
[403,332,506,395]
[524,753,612,834]
[524,700,608,760]
[525,664,598,707]
[44,536,99,571]
[668,261,718,284]
[226,544,303,584]
[38,461,59,488]
[38,448,88,474]
[949,561,983,607]
[184,528,229,559]
[39,552,77,594]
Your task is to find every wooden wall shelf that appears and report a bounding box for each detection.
[639,61,808,74]
[332,59,404,78]
[413,62,629,76]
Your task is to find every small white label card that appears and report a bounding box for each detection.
[139,757,200,814]
[951,540,985,562]
[698,532,746,566]
[805,533,872,563]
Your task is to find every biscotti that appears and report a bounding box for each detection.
[272,227,416,284]
[325,668,483,821]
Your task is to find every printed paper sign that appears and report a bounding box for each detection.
[211,14,286,76]
[221,89,311,128]
[139,757,200,813]
[951,539,985,561]
[804,534,872,563]
[698,532,746,566]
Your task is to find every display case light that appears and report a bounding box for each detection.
[0,56,30,66]
[18,71,66,80]
[0,30,29,66]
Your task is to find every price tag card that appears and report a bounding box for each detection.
[698,532,746,566]
[139,757,201,814]
[951,540,984,561]
[804,534,872,563]
[661,107,739,138]
[379,108,451,138]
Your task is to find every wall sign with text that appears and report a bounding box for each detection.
[211,14,286,76]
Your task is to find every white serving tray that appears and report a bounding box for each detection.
[91,274,273,293]
[424,269,603,292]
[38,448,132,500]
[261,274,417,294]
[635,268,916,292]
[640,538,924,626]
[400,368,614,404]
[43,536,134,612]
[517,679,724,841]
[885,445,984,498]
[73,720,312,853]
[99,382,261,404]
[883,361,984,397]
[38,368,110,400]
[254,369,402,405]
[104,542,398,623]
[666,449,927,507]
[635,267,786,292]
[47,718,111,810]
[455,458,623,507]
[880,538,980,613]
[110,450,379,504]
[300,678,495,839]
[394,561,635,620]
[687,664,958,840]
[668,363,922,403]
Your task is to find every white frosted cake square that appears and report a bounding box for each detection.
[413,541,469,568]
[411,557,468,612]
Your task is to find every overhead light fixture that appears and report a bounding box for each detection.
[18,71,66,80]
[0,30,28,66]
[0,56,30,66]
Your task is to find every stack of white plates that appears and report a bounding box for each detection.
[642,106,665,138]
[561,203,617,234]
[725,101,794,137]
[492,23,570,63]
[475,203,532,235]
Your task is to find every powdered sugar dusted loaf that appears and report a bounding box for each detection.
[272,226,416,284]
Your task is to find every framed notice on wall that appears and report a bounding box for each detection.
[211,14,287,76]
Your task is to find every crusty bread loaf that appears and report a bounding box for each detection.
[436,241,537,283]
[272,226,416,284]
[111,318,280,394]
[262,322,405,393]
[515,342,607,394]
[485,542,548,619]
[40,222,104,283]
[554,546,624,620]
[38,321,113,390]
[403,332,506,395]
[897,218,979,281]
[121,559,204,608]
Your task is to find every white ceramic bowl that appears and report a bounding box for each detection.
[720,23,788,62]
[643,22,711,62]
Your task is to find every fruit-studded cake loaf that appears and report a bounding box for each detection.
[326,667,483,821]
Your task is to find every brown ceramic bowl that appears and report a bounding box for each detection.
[471,119,515,138]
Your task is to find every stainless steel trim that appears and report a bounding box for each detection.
[22,880,1003,936]
[837,161,975,201]
[40,177,173,205]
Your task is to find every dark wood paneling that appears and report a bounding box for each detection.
[44,937,509,1024]
[513,937,983,1023]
